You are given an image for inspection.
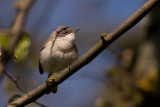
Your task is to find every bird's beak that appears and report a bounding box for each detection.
[73,29,79,33]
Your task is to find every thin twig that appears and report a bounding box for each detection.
[4,71,47,107]
[4,71,26,93]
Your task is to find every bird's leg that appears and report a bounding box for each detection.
[67,64,72,71]
[46,73,58,94]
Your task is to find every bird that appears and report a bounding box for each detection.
[39,26,79,93]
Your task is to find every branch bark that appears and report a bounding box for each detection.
[7,0,160,107]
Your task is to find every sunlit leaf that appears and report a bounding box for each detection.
[14,32,30,62]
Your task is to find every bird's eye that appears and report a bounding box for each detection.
[64,31,68,34]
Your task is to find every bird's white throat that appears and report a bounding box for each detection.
[55,32,76,50]
[41,32,76,58]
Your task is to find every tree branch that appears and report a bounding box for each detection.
[0,0,35,81]
[8,0,35,55]
[7,0,160,107]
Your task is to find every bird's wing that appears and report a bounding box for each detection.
[38,31,57,74]
[42,31,57,50]
[38,59,44,74]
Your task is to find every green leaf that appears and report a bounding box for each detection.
[8,94,21,104]
[0,34,9,50]
[14,32,30,62]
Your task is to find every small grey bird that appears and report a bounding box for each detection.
[39,26,79,93]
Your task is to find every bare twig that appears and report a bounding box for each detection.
[4,71,47,107]
[7,0,160,107]
[4,71,27,93]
